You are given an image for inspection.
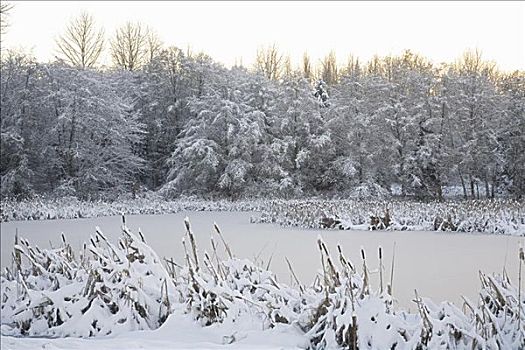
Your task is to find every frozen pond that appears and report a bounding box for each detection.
[1,211,523,310]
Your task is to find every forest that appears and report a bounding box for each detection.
[1,11,524,201]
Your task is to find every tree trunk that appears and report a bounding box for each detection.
[491,174,496,198]
[436,183,443,201]
[469,175,476,199]
[459,172,468,199]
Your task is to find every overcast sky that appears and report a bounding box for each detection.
[2,1,524,71]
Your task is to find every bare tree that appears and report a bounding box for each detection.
[343,54,361,78]
[145,27,163,63]
[302,52,313,81]
[455,48,498,80]
[55,12,105,69]
[320,50,339,85]
[110,21,151,71]
[367,54,382,76]
[0,1,14,40]
[255,43,283,81]
[282,55,293,79]
[233,56,244,68]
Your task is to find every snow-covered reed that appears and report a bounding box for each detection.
[3,196,523,236]
[256,199,525,236]
[2,218,524,348]
[1,217,174,337]
[0,195,263,222]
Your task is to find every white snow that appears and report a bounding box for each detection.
[1,311,306,349]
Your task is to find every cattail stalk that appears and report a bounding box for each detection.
[203,252,219,283]
[379,246,383,294]
[360,247,369,298]
[214,223,233,259]
[519,246,524,336]
[389,241,396,296]
[184,217,199,272]
[210,235,225,279]
[351,312,358,350]
[285,256,304,293]
[318,238,329,291]
[14,230,21,273]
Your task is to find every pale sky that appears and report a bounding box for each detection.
[2,1,524,72]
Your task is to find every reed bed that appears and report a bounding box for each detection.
[1,218,523,349]
[0,196,264,222]
[256,199,525,236]
[2,197,523,236]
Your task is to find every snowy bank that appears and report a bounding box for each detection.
[2,197,524,236]
[0,196,263,222]
[2,218,524,349]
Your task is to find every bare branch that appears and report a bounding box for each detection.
[255,43,284,81]
[55,11,105,69]
[145,27,163,63]
[320,50,338,85]
[110,21,153,71]
[302,52,313,81]
[0,1,14,39]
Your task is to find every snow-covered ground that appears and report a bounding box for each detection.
[1,211,523,309]
[1,311,306,350]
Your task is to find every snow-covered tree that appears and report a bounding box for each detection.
[497,70,525,198]
[41,64,145,197]
[0,51,40,198]
[2,43,522,200]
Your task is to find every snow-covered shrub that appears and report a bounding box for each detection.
[170,225,525,349]
[3,197,523,236]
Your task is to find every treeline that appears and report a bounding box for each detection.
[1,11,524,200]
